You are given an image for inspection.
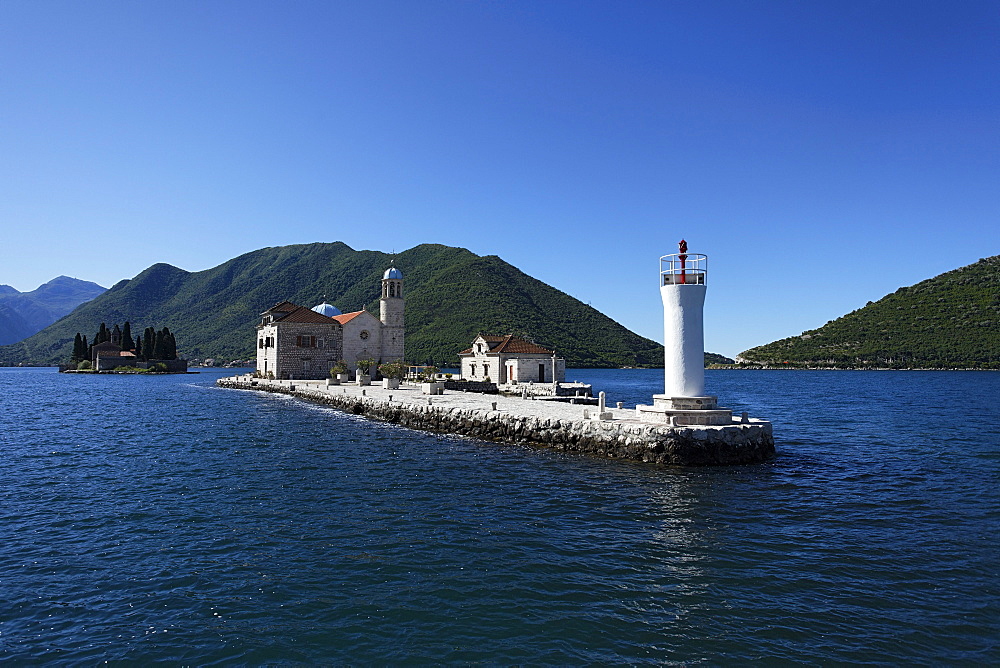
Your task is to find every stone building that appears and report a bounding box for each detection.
[256,266,405,380]
[459,334,565,385]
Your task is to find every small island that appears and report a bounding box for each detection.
[61,321,188,373]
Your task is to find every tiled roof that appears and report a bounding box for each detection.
[331,311,367,325]
[459,334,554,356]
[492,334,553,354]
[264,301,341,324]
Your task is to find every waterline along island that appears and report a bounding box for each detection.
[218,245,774,465]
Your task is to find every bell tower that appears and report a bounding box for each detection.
[380,264,405,362]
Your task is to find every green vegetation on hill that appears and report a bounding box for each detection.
[739,255,1000,368]
[1,243,674,368]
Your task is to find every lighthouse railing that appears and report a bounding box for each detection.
[660,253,707,286]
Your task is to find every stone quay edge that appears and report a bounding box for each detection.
[216,375,775,466]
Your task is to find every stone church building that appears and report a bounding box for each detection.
[256,266,404,380]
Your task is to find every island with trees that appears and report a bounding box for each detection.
[63,321,188,373]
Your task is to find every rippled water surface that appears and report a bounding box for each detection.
[1,368,998,664]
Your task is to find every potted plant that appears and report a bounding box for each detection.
[420,365,443,395]
[356,357,375,386]
[379,361,406,389]
[331,360,350,384]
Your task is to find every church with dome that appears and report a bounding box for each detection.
[255,266,404,380]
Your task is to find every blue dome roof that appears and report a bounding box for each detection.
[311,302,342,317]
[383,267,403,280]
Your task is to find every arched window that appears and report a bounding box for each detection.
[390,283,395,297]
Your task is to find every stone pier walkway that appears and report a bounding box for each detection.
[217,375,775,466]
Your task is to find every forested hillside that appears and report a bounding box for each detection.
[1,243,672,368]
[739,255,1000,368]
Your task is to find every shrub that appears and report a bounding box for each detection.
[77,360,93,370]
[357,357,376,375]
[330,360,348,375]
[378,361,407,380]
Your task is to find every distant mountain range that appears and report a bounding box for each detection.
[0,276,107,345]
[739,255,1000,368]
[2,243,735,368]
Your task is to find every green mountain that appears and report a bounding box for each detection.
[1,242,677,368]
[738,255,1000,369]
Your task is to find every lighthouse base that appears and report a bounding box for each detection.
[635,395,734,426]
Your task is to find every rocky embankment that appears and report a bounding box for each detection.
[217,376,774,466]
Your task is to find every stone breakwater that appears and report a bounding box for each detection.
[217,376,774,466]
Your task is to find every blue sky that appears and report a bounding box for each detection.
[2,1,997,357]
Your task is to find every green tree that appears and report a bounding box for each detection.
[121,321,134,351]
[153,329,166,360]
[71,333,84,363]
[163,328,177,360]
[144,328,155,359]
[134,334,143,360]
[357,357,375,375]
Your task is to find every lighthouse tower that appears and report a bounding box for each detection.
[661,239,707,397]
[379,264,405,362]
[637,240,733,426]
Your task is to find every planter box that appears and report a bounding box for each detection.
[382,378,400,390]
[336,373,351,384]
[356,374,371,386]
[421,382,444,395]
[326,377,340,386]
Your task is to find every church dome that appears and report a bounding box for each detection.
[311,302,342,317]
[383,267,403,280]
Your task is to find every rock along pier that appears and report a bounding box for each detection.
[216,375,774,466]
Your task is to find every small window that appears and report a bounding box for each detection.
[258,339,264,349]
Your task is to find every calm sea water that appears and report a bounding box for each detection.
[1,367,997,664]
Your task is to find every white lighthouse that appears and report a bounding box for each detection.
[637,240,733,426]
[661,239,707,398]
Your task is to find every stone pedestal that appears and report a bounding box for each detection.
[636,395,733,426]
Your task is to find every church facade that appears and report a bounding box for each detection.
[256,266,404,380]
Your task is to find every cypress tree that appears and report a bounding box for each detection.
[163,329,177,360]
[144,328,155,359]
[153,329,166,360]
[98,323,109,344]
[134,335,143,360]
[72,333,83,362]
[122,322,134,351]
